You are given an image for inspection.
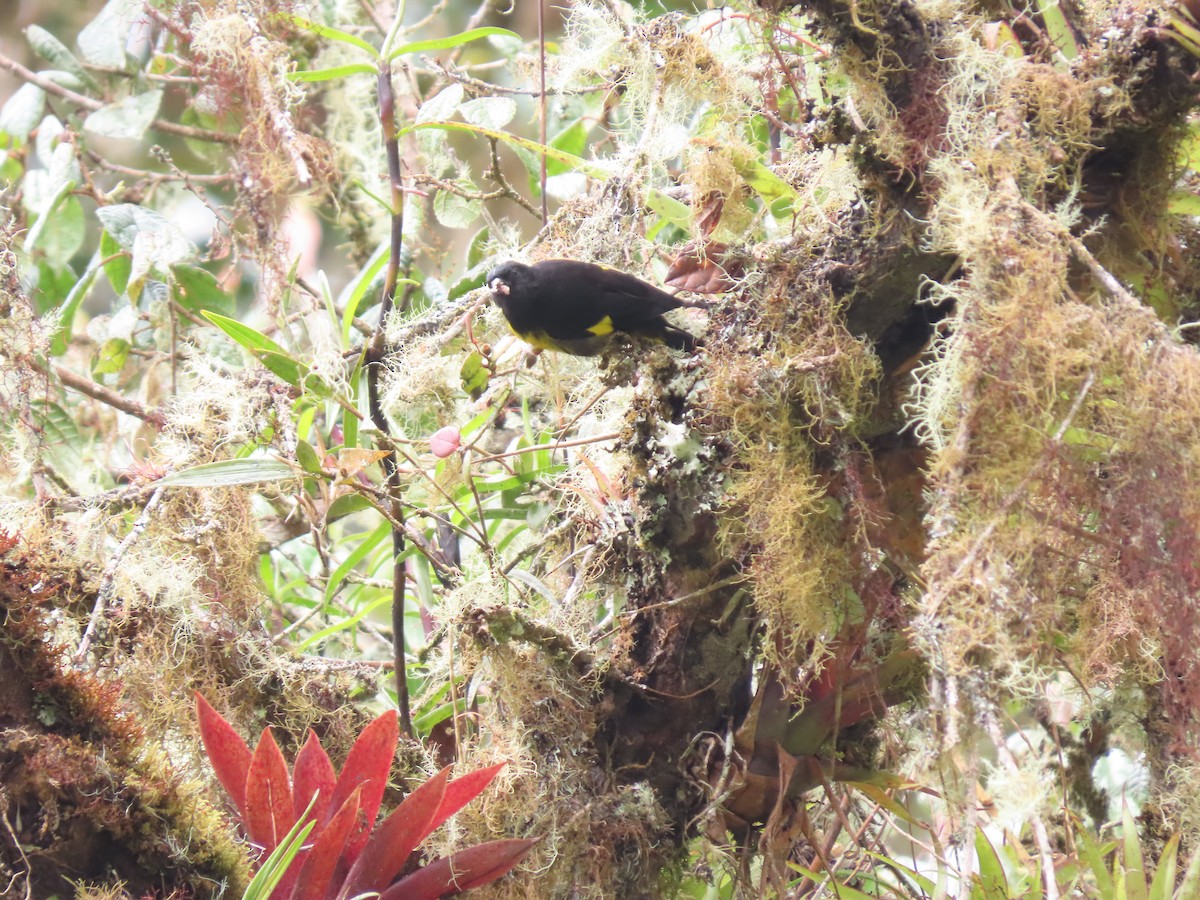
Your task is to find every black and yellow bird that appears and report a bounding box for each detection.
[486,259,703,356]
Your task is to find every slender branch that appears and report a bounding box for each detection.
[30,359,167,428]
[74,486,166,662]
[0,50,239,145]
[537,0,548,223]
[368,59,414,738]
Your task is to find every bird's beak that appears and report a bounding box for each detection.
[489,278,509,296]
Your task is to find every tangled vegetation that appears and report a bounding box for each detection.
[3,0,1200,896]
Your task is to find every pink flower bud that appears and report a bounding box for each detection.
[430,425,461,458]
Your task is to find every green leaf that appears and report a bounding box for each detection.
[646,189,692,230]
[259,350,309,388]
[295,595,391,651]
[859,851,938,894]
[415,84,464,125]
[279,14,378,56]
[433,184,482,229]
[1148,835,1179,900]
[76,0,145,69]
[460,96,517,130]
[171,264,234,316]
[387,26,519,61]
[202,311,309,387]
[159,458,297,487]
[547,118,589,176]
[91,337,130,375]
[51,254,102,355]
[1037,0,1079,60]
[974,828,1009,898]
[96,204,198,299]
[326,491,373,520]
[460,350,489,399]
[288,61,377,83]
[101,229,131,295]
[85,90,164,141]
[296,440,323,475]
[397,120,607,179]
[784,866,877,900]
[1075,826,1116,897]
[325,522,390,602]
[0,83,46,147]
[1123,805,1148,900]
[242,797,317,900]
[1178,840,1200,899]
[341,358,362,448]
[339,242,389,346]
[39,195,85,264]
[25,25,101,92]
[34,260,78,315]
[732,157,797,209]
[1167,189,1200,216]
[466,226,490,269]
[202,312,287,355]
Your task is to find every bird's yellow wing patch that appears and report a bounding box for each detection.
[513,328,557,351]
[587,315,614,337]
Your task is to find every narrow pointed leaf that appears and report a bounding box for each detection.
[423,763,506,841]
[380,839,538,899]
[195,692,252,819]
[242,815,315,900]
[292,731,337,826]
[387,26,518,60]
[338,767,449,898]
[267,792,319,900]
[291,786,364,900]
[326,709,398,861]
[245,727,296,855]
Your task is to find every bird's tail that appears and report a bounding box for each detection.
[658,322,697,353]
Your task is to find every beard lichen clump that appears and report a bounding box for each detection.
[908,78,1200,766]
[708,263,882,671]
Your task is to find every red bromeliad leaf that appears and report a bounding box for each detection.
[195,692,253,820]
[425,762,506,838]
[289,785,364,900]
[378,839,538,899]
[292,730,336,826]
[336,766,449,899]
[326,709,398,862]
[244,726,296,855]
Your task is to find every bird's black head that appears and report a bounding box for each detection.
[486,261,534,299]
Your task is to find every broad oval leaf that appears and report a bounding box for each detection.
[460,96,516,130]
[0,83,46,146]
[25,25,101,91]
[77,0,145,69]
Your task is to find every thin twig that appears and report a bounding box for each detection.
[31,360,168,428]
[0,50,239,145]
[983,709,1061,900]
[538,0,548,223]
[74,486,166,662]
[367,56,414,736]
